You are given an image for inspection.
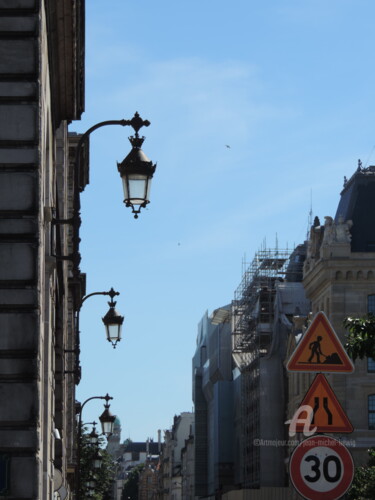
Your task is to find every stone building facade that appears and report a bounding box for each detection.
[0,0,85,497]
[181,432,194,500]
[160,413,194,500]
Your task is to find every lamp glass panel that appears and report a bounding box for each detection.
[126,174,148,204]
[106,323,121,341]
[117,324,122,340]
[101,419,114,436]
[88,434,98,445]
[146,178,152,200]
[122,176,130,200]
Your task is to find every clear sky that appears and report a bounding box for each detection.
[75,0,375,441]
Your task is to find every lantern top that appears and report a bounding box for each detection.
[102,301,124,326]
[117,135,156,177]
[99,402,116,437]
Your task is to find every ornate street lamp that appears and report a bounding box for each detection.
[99,395,116,437]
[93,449,103,470]
[65,288,123,381]
[76,394,116,499]
[53,112,157,276]
[87,423,99,446]
[117,124,156,218]
[102,292,124,348]
[86,479,96,489]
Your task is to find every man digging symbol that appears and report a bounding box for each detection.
[308,336,326,363]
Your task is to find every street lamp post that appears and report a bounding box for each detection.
[53,111,156,278]
[76,394,116,500]
[82,422,99,446]
[66,287,124,381]
[62,112,156,280]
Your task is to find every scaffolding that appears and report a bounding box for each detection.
[232,247,292,488]
[232,247,291,369]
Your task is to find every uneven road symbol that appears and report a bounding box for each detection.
[294,374,353,433]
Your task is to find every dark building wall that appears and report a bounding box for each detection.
[0,0,84,496]
[213,380,234,493]
[0,1,40,495]
[193,372,208,497]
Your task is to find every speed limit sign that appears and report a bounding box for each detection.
[289,435,354,500]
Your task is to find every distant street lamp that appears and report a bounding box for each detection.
[65,287,124,381]
[82,288,124,347]
[102,292,124,348]
[83,422,99,445]
[81,422,103,468]
[92,449,103,470]
[76,394,116,499]
[99,397,117,437]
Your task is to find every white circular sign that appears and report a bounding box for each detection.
[289,436,354,500]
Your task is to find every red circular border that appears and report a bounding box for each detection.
[289,436,354,500]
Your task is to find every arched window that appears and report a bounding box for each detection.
[369,395,375,429]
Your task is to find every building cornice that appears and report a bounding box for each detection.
[45,0,85,126]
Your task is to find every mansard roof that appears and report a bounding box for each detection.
[335,165,375,252]
[123,441,160,454]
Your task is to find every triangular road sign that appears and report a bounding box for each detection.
[287,311,354,373]
[294,373,353,433]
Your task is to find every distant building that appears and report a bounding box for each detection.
[107,416,122,458]
[231,245,309,494]
[181,431,194,500]
[138,455,161,500]
[107,431,161,500]
[192,306,234,498]
[192,246,310,499]
[160,412,194,500]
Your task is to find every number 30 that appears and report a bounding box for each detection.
[304,455,342,483]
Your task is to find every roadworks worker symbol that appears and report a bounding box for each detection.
[287,311,354,373]
[294,373,353,433]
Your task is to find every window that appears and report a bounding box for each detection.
[368,295,375,315]
[369,395,375,429]
[367,296,375,371]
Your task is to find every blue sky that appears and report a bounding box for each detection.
[74,0,375,440]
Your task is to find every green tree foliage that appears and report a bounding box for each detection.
[79,427,116,499]
[343,317,375,498]
[121,463,145,500]
[347,449,375,500]
[344,315,375,361]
